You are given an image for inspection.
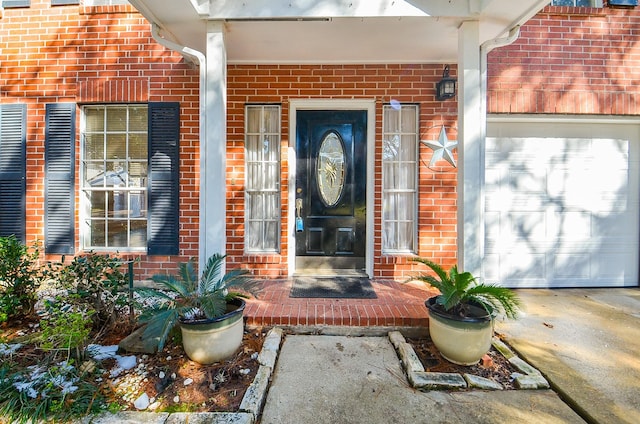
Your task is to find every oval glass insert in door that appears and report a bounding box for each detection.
[316,131,346,207]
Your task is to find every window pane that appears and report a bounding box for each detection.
[106,134,126,159]
[129,134,148,159]
[106,107,126,131]
[398,194,415,220]
[264,135,278,161]
[401,109,416,133]
[85,107,104,131]
[90,220,106,246]
[264,108,280,133]
[84,134,104,160]
[264,221,278,248]
[130,220,147,247]
[246,107,261,133]
[399,135,417,161]
[129,106,147,131]
[89,191,106,217]
[384,107,400,133]
[108,220,128,247]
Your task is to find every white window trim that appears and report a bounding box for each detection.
[80,104,148,252]
[551,0,603,7]
[381,104,419,255]
[244,104,282,254]
[82,0,129,6]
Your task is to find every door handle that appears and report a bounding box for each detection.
[295,198,304,232]
[296,198,303,218]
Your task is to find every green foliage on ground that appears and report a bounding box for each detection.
[0,246,135,423]
[0,236,41,323]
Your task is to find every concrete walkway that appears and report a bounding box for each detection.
[77,288,640,423]
[260,335,584,424]
[495,288,640,424]
[261,288,640,424]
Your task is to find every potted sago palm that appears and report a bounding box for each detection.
[136,254,258,364]
[410,257,521,365]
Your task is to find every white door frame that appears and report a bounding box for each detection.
[288,99,376,277]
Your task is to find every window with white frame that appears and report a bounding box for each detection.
[245,105,281,252]
[81,105,148,250]
[82,0,129,5]
[551,0,602,6]
[382,104,418,253]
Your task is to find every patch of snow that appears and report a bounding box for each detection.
[86,344,119,360]
[117,355,137,370]
[133,393,150,410]
[0,343,22,356]
[86,344,137,377]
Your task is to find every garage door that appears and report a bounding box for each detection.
[485,117,640,288]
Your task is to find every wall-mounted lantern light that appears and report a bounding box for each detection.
[436,65,456,101]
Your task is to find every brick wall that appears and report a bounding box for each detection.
[2,2,460,282]
[488,4,640,114]
[0,0,200,279]
[227,65,459,279]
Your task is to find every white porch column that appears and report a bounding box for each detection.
[200,20,227,268]
[457,21,483,276]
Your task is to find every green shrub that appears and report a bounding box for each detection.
[39,299,95,352]
[0,236,41,323]
[45,253,130,333]
[0,358,107,423]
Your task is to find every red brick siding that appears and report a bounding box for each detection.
[0,1,200,279]
[227,65,459,279]
[488,4,640,115]
[2,2,460,281]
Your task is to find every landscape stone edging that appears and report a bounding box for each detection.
[84,327,283,424]
[388,331,550,391]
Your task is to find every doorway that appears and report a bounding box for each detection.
[294,110,367,275]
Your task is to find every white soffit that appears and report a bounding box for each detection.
[129,0,550,63]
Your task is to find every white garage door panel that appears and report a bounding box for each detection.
[485,120,639,288]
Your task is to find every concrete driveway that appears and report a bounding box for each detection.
[495,288,640,424]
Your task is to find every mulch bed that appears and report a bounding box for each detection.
[1,318,266,414]
[406,335,519,389]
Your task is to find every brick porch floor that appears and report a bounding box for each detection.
[244,279,434,329]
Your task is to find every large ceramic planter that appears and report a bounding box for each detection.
[425,297,494,366]
[179,298,246,364]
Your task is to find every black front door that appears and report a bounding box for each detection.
[295,110,366,273]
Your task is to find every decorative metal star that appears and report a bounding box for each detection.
[421,126,458,167]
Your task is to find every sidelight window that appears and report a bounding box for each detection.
[382,104,418,253]
[245,105,281,253]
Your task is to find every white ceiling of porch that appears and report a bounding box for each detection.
[129,0,550,64]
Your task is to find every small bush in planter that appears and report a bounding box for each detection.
[410,258,521,365]
[411,258,520,319]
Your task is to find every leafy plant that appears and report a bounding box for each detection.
[136,253,259,351]
[39,299,95,352]
[410,257,520,319]
[0,358,107,423]
[44,253,130,333]
[0,236,41,323]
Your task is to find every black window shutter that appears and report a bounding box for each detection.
[148,102,180,256]
[45,103,76,254]
[0,104,27,242]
